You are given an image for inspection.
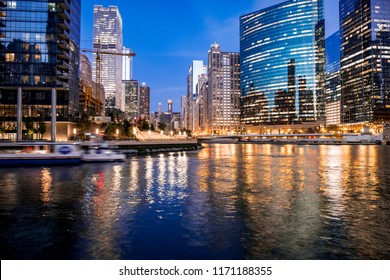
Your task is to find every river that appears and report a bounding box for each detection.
[1,143,390,259]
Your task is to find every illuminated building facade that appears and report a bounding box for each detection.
[139,82,150,119]
[186,60,206,131]
[325,31,341,125]
[340,0,390,123]
[0,0,81,141]
[80,54,103,116]
[181,95,187,129]
[123,80,138,121]
[122,47,133,81]
[207,43,240,134]
[240,0,325,127]
[194,73,207,134]
[93,5,123,114]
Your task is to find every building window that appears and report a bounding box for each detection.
[5,53,15,62]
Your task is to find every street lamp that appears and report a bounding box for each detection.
[73,128,76,140]
[116,128,119,139]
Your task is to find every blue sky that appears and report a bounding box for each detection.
[81,0,340,112]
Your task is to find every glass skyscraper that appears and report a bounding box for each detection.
[93,5,123,114]
[325,31,341,125]
[340,0,390,124]
[240,0,325,127]
[0,0,81,141]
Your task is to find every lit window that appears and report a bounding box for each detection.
[7,1,17,9]
[5,53,15,62]
[48,3,56,12]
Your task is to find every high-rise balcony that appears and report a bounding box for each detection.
[57,49,70,60]
[56,80,69,89]
[58,17,70,30]
[57,60,70,70]
[57,69,69,81]
[58,28,70,40]
[58,0,70,11]
[57,39,70,50]
[58,7,70,21]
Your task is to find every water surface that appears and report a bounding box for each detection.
[1,144,389,259]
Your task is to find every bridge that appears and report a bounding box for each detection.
[198,133,336,142]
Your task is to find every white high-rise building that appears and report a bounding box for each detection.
[122,47,133,81]
[207,43,240,134]
[186,60,206,131]
[93,5,123,114]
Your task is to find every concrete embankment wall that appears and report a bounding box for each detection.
[88,140,204,154]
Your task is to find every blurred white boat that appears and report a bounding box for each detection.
[81,143,126,162]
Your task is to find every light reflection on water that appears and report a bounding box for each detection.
[0,144,390,260]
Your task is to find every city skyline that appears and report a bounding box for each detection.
[81,0,340,112]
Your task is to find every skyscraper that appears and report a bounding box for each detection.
[0,0,81,141]
[139,82,150,119]
[122,47,133,81]
[206,43,240,134]
[240,0,325,130]
[340,0,390,124]
[80,54,104,116]
[123,80,139,121]
[181,95,187,129]
[325,31,341,125]
[194,73,208,134]
[186,60,206,131]
[93,5,123,114]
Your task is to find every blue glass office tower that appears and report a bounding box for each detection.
[340,0,390,124]
[240,0,325,127]
[0,0,81,141]
[326,31,341,76]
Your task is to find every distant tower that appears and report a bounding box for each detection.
[168,99,173,113]
[93,5,123,114]
[139,82,150,119]
[158,102,162,120]
[122,47,133,81]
